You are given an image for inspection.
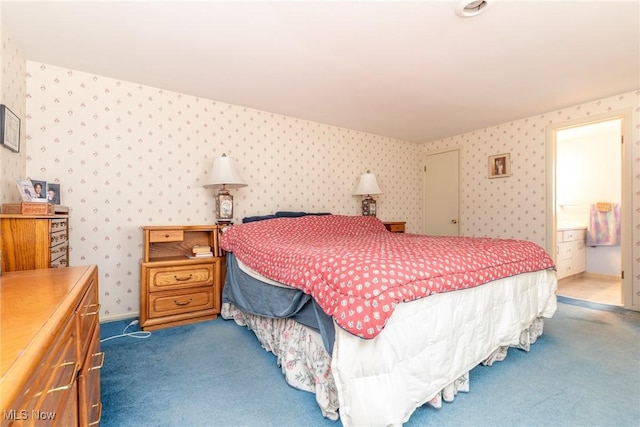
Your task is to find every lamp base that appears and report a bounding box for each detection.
[361,196,377,216]
[216,189,234,222]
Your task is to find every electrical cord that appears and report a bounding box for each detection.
[100,319,151,343]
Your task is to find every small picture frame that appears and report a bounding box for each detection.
[16,180,36,202]
[488,153,511,178]
[31,180,47,200]
[0,105,20,153]
[46,183,61,205]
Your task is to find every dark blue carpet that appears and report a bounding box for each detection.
[100,299,640,426]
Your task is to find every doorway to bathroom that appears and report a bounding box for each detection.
[553,117,623,306]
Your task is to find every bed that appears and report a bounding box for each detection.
[219,214,557,426]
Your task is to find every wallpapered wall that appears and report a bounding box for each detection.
[423,91,640,308]
[0,35,26,204]
[24,63,423,320]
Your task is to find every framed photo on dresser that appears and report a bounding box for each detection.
[46,183,61,205]
[16,180,36,201]
[31,180,47,200]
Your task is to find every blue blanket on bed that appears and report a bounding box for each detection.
[222,253,336,353]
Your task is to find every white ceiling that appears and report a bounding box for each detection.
[2,1,639,143]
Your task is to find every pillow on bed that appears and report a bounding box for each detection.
[243,211,331,223]
[274,211,307,218]
[242,214,277,223]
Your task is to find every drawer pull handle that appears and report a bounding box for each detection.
[48,361,79,393]
[174,274,193,282]
[88,403,103,426]
[81,303,101,317]
[164,233,170,238]
[174,298,192,306]
[90,351,106,370]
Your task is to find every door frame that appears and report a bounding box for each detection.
[422,147,462,236]
[545,108,634,309]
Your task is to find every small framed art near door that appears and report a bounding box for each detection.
[488,153,510,178]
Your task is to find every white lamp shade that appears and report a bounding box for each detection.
[203,154,247,189]
[353,172,382,196]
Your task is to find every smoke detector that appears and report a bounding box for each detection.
[456,0,494,17]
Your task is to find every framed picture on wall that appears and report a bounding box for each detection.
[488,153,511,178]
[0,105,20,153]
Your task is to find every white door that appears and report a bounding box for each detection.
[423,150,459,236]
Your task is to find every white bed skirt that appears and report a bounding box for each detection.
[222,269,557,427]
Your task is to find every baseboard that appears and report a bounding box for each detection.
[100,312,139,324]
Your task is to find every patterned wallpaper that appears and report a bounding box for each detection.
[24,63,422,320]
[422,91,640,308]
[0,35,26,204]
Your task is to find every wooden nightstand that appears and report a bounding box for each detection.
[139,225,225,331]
[383,221,406,233]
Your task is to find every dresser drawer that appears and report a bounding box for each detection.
[148,287,215,318]
[50,218,68,233]
[561,229,586,242]
[51,254,69,269]
[76,277,100,361]
[35,332,78,418]
[19,315,78,422]
[51,230,68,248]
[78,323,104,427]
[50,242,68,261]
[147,263,216,292]
[557,241,573,260]
[7,316,76,419]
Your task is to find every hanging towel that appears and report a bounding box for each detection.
[586,202,621,246]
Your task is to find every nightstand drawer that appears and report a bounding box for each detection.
[383,222,406,233]
[148,263,215,291]
[149,287,215,318]
[149,230,184,243]
[387,224,405,233]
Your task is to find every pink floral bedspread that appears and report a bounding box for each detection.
[220,215,555,339]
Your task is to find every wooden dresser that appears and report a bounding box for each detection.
[140,225,225,331]
[0,265,102,426]
[0,214,69,272]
